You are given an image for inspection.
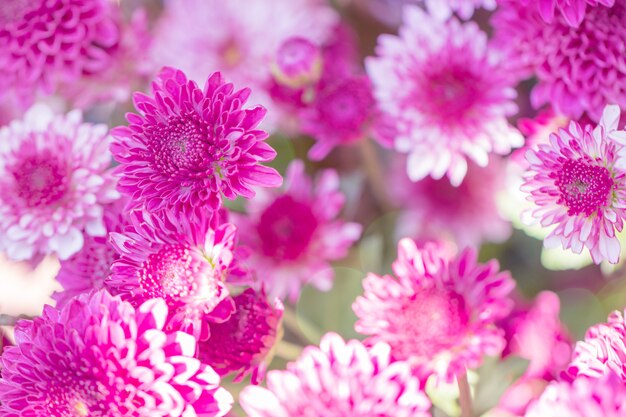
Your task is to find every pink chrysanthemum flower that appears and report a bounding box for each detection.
[492,0,626,121]
[353,239,515,382]
[521,105,626,264]
[107,209,238,341]
[233,160,362,301]
[0,290,233,416]
[111,67,281,217]
[239,333,432,417]
[420,0,497,20]
[0,104,119,261]
[0,0,121,100]
[537,0,615,27]
[198,288,283,384]
[366,6,523,186]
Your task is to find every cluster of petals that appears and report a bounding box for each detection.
[536,0,615,27]
[521,105,626,264]
[353,238,515,382]
[239,333,432,417]
[233,159,362,301]
[0,290,232,416]
[0,104,119,261]
[111,67,282,218]
[366,6,522,186]
[420,0,497,20]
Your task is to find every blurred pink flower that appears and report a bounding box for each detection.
[0,290,233,416]
[537,0,615,27]
[367,6,522,185]
[198,288,283,384]
[512,109,571,167]
[239,333,432,417]
[521,105,626,264]
[421,0,497,20]
[354,239,515,383]
[233,160,362,301]
[0,104,119,261]
[111,67,281,218]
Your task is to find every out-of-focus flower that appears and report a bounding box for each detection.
[367,6,522,186]
[107,209,238,341]
[420,0,497,20]
[0,290,233,416]
[0,104,119,262]
[353,239,515,383]
[271,37,323,90]
[233,160,362,301]
[198,288,283,384]
[492,0,626,121]
[536,0,615,27]
[239,333,432,417]
[521,105,626,264]
[111,67,281,218]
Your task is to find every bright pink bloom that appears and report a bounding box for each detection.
[0,104,119,261]
[240,333,432,417]
[0,290,233,416]
[233,160,362,301]
[353,239,515,382]
[421,0,497,20]
[537,0,615,27]
[198,288,283,384]
[111,67,281,217]
[492,0,626,121]
[521,105,626,264]
[107,209,238,341]
[367,6,522,186]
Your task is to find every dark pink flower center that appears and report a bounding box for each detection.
[0,0,32,26]
[555,159,613,216]
[11,152,69,208]
[257,195,319,261]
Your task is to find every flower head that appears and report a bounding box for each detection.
[271,37,323,89]
[521,105,626,264]
[239,333,432,417]
[0,104,119,261]
[198,288,283,384]
[353,239,515,382]
[537,0,615,27]
[233,160,362,301]
[111,67,281,217]
[367,6,522,185]
[0,290,233,416]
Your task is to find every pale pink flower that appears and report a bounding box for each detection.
[421,0,497,20]
[367,6,522,185]
[271,37,323,90]
[521,105,626,264]
[537,0,615,27]
[0,104,119,261]
[353,239,515,382]
[233,160,362,301]
[0,290,233,416]
[239,333,432,417]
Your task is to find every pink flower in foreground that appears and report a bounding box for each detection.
[233,160,362,301]
[353,239,515,382]
[367,6,522,185]
[421,0,497,20]
[0,290,233,416]
[107,209,237,341]
[111,67,281,218]
[198,288,283,384]
[0,104,119,261]
[537,0,615,27]
[521,105,626,264]
[240,333,432,417]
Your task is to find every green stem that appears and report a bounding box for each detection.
[458,372,473,417]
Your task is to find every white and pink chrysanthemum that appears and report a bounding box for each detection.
[111,67,281,217]
[198,288,283,384]
[0,290,233,416]
[536,0,615,27]
[366,6,523,186]
[353,239,515,382]
[521,105,626,264]
[0,104,119,262]
[239,333,432,417]
[420,0,497,20]
[233,160,362,301]
[492,0,626,121]
[107,209,238,341]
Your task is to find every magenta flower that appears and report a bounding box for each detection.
[111,67,281,217]
[353,239,515,382]
[0,290,233,416]
[239,333,432,417]
[537,0,615,27]
[421,0,497,20]
[0,104,119,261]
[233,160,362,301]
[367,6,522,185]
[198,288,283,384]
[521,105,626,264]
[107,209,238,341]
